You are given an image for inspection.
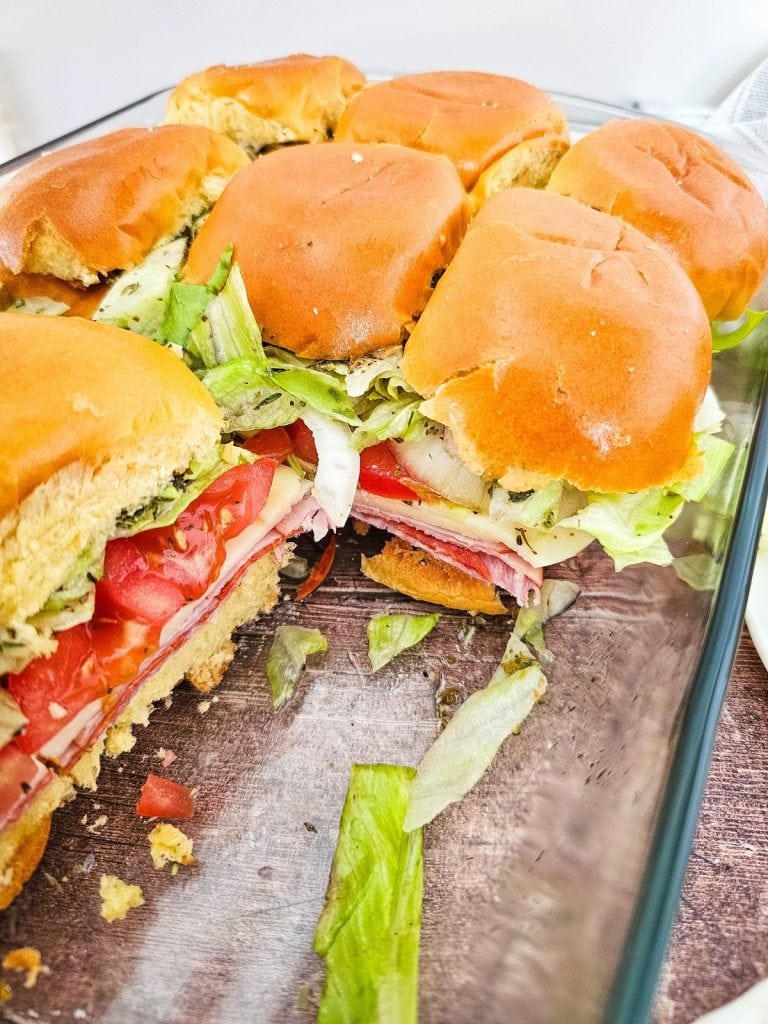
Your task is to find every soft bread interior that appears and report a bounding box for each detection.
[0,418,221,628]
[470,136,570,210]
[165,55,366,153]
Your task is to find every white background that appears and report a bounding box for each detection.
[1,0,767,153]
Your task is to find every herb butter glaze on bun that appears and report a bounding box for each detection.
[165,54,367,152]
[546,118,768,321]
[0,125,249,287]
[400,188,712,494]
[183,141,468,359]
[335,71,569,205]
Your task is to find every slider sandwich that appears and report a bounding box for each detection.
[547,118,768,321]
[0,314,317,907]
[183,143,733,610]
[165,54,367,154]
[335,70,569,207]
[174,142,725,613]
[0,124,249,322]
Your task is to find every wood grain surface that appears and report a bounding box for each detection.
[654,628,768,1024]
[0,525,764,1024]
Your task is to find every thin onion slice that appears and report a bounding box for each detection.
[390,434,486,510]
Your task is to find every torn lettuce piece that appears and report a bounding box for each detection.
[367,613,440,673]
[404,634,547,832]
[351,398,427,452]
[345,347,413,401]
[5,296,69,316]
[0,689,27,748]
[711,309,768,353]
[266,624,327,708]
[512,579,581,664]
[159,245,233,347]
[189,263,266,369]
[202,358,303,433]
[270,366,360,425]
[29,544,105,633]
[115,442,251,537]
[93,237,187,340]
[302,411,359,529]
[671,433,735,503]
[314,764,422,1024]
[489,480,586,530]
[672,554,720,592]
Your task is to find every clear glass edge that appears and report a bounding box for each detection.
[3,84,768,1023]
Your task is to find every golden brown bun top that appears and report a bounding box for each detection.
[335,71,569,189]
[0,314,222,516]
[184,142,468,359]
[547,118,768,321]
[401,188,712,493]
[0,125,249,285]
[167,54,367,137]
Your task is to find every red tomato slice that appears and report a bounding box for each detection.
[242,427,293,463]
[189,461,277,541]
[286,419,318,464]
[9,461,279,758]
[390,522,494,582]
[98,539,187,625]
[9,617,158,756]
[358,443,419,501]
[136,773,195,819]
[295,534,337,602]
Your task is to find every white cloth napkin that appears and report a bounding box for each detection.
[702,57,768,160]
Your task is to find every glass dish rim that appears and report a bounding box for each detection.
[3,84,768,1024]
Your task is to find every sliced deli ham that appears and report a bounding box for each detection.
[352,501,542,606]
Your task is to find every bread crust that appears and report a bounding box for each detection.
[361,537,507,615]
[336,71,569,192]
[0,125,248,285]
[185,142,468,359]
[166,54,366,150]
[547,118,768,321]
[401,188,711,493]
[0,314,221,517]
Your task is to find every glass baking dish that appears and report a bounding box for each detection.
[1,88,767,1024]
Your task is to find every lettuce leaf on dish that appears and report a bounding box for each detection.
[404,634,547,832]
[266,625,327,708]
[314,763,422,1024]
[367,613,440,672]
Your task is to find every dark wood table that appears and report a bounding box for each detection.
[654,628,768,1023]
[0,527,765,1024]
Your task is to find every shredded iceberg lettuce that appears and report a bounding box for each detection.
[93,237,187,340]
[711,309,768,353]
[314,764,422,1024]
[367,613,440,672]
[266,625,327,708]
[404,634,547,831]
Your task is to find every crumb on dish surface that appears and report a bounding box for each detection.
[99,874,145,923]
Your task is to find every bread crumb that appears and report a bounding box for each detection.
[86,815,107,833]
[148,823,194,870]
[99,875,145,923]
[351,518,370,536]
[0,981,10,1002]
[197,700,212,714]
[104,721,136,757]
[2,947,48,988]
